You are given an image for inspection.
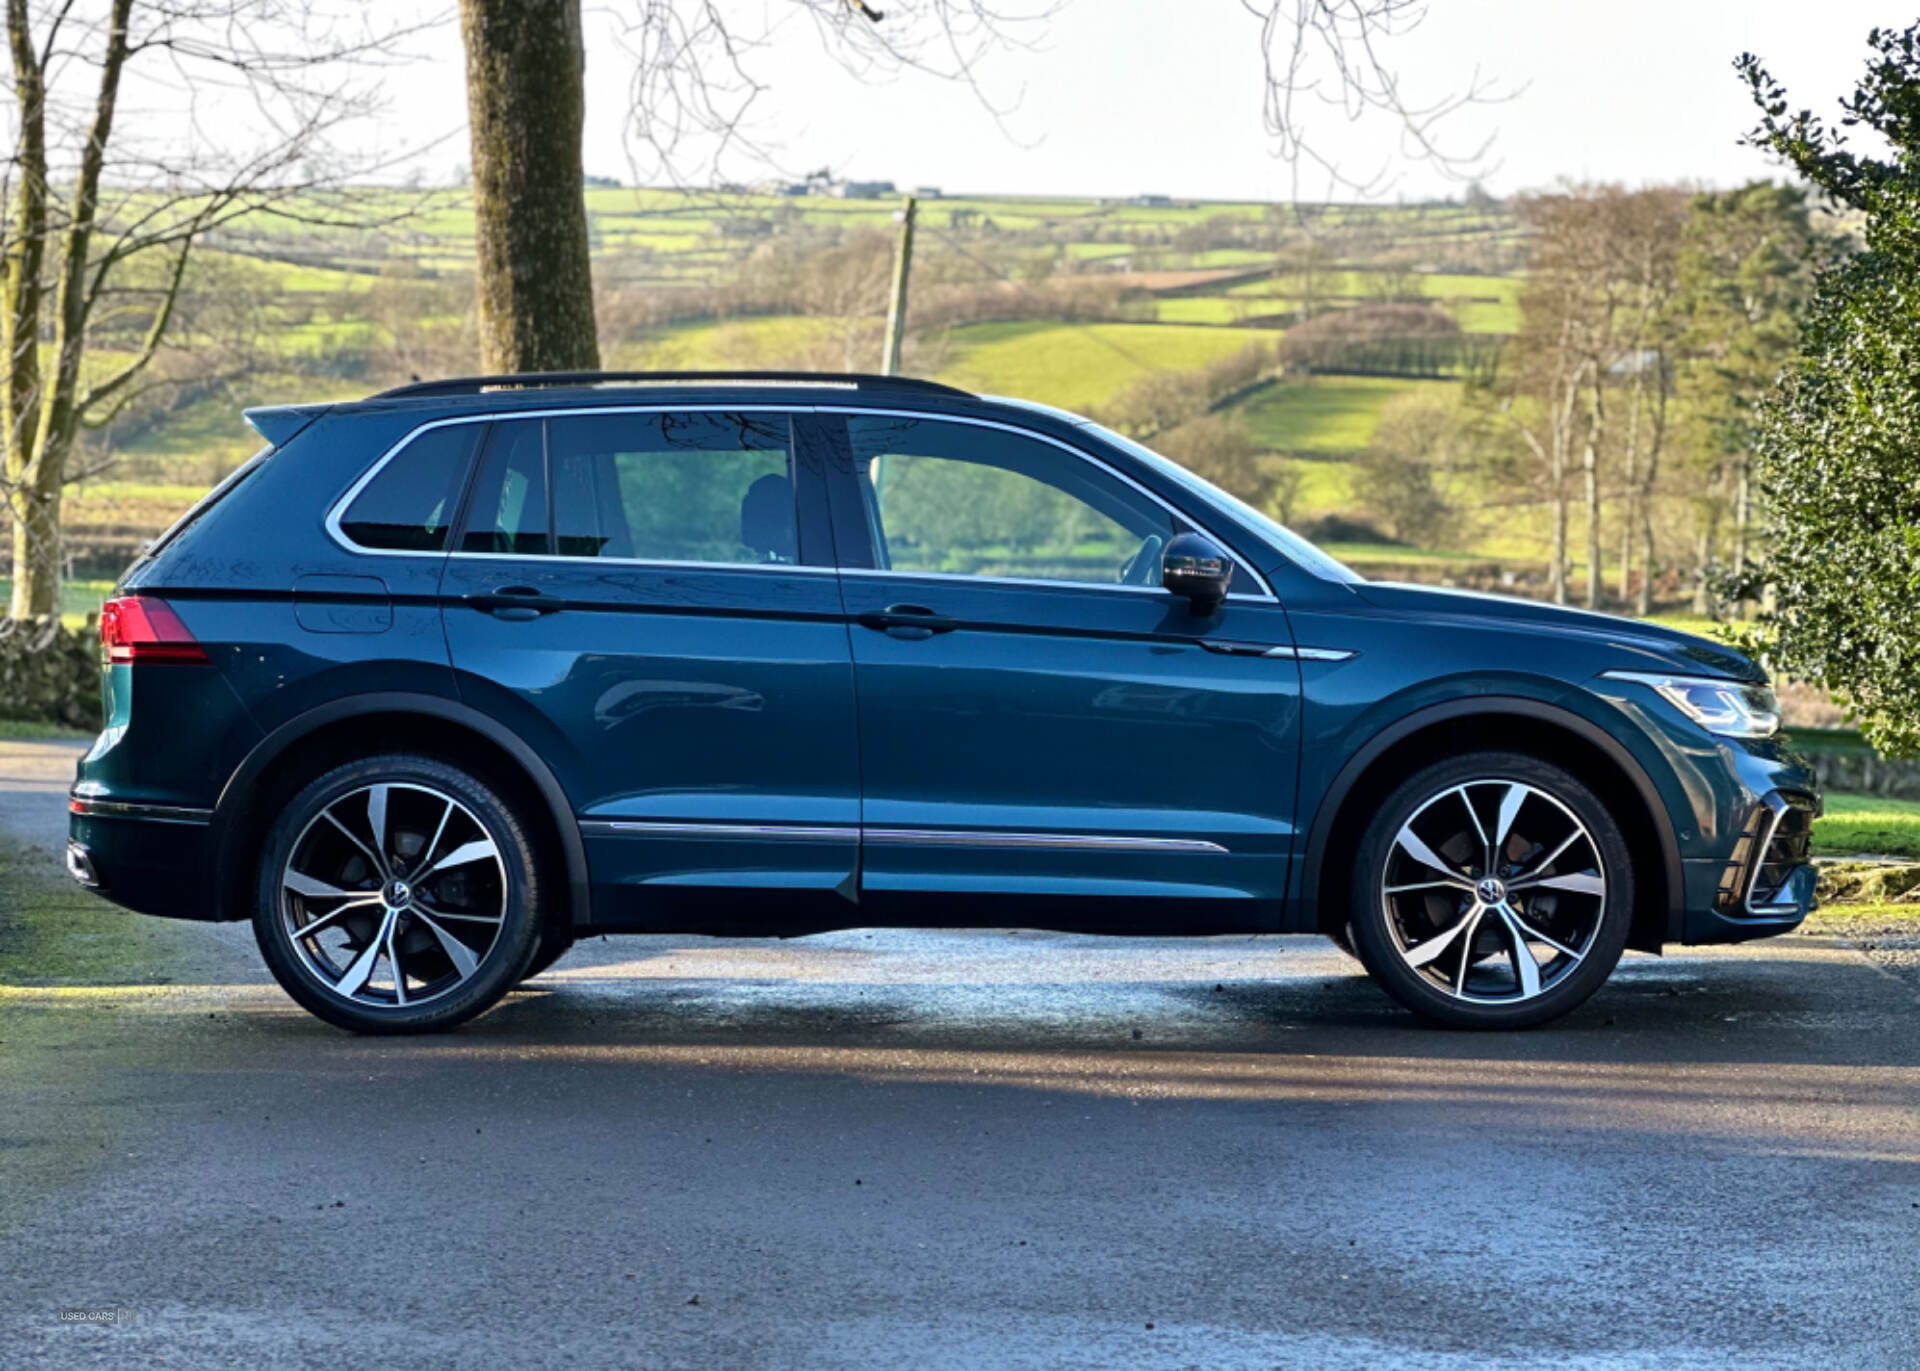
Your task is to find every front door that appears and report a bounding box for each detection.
[439,406,860,929]
[809,410,1302,931]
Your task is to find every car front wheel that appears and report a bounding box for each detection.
[1348,751,1634,1029]
[252,754,545,1034]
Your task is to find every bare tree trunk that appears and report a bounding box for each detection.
[5,0,136,618]
[1550,449,1569,605]
[1618,361,1644,605]
[1730,454,1752,619]
[1582,370,1604,610]
[1633,352,1668,618]
[1690,505,1719,617]
[4,0,51,619]
[460,0,599,373]
[1636,501,1657,617]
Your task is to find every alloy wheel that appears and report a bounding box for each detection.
[279,782,507,1009]
[1379,779,1607,1005]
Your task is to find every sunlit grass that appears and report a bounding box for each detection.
[934,321,1284,411]
[1815,795,1920,859]
[1237,375,1459,454]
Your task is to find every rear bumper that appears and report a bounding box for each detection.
[67,799,220,921]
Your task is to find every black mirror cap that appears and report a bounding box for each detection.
[1162,532,1234,614]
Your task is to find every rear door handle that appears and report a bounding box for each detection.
[856,603,957,639]
[465,586,565,620]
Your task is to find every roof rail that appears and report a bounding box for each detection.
[370,370,974,401]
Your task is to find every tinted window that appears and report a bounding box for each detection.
[848,415,1175,586]
[338,425,478,552]
[461,421,550,555]
[549,412,794,564]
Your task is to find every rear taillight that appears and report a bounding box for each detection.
[99,595,208,665]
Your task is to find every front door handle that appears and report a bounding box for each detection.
[856,603,957,639]
[465,586,566,621]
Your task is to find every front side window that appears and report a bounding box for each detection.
[848,415,1176,587]
[338,425,480,552]
[549,412,794,564]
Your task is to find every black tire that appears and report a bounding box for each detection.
[520,927,575,983]
[1328,922,1360,961]
[252,754,545,1034]
[1348,751,1634,1030]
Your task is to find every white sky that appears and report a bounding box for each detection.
[355,2,1893,200]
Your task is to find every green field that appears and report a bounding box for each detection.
[23,184,1539,583]
[1240,376,1459,455]
[935,321,1286,411]
[1814,794,1920,860]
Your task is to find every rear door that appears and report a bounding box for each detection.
[809,409,1302,929]
[438,405,860,928]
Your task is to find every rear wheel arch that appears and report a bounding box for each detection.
[210,694,589,932]
[1299,698,1680,956]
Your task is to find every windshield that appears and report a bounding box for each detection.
[1080,421,1363,585]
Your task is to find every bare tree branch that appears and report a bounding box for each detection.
[1242,0,1508,198]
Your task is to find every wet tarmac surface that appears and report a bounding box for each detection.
[3,739,1918,1368]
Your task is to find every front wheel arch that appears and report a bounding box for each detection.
[1299,699,1679,956]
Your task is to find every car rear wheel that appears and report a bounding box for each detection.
[1348,751,1634,1029]
[253,755,544,1034]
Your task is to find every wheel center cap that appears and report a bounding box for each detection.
[384,879,412,908]
[1476,876,1507,905]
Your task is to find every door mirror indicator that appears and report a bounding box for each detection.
[1162,533,1234,615]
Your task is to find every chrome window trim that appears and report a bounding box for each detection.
[323,403,812,564]
[324,401,1280,601]
[580,818,1227,855]
[832,405,1276,601]
[432,550,840,575]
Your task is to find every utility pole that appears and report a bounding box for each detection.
[881,195,917,376]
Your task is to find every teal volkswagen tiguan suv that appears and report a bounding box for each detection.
[66,371,1819,1033]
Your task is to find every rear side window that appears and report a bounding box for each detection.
[548,411,795,564]
[338,425,480,552]
[461,421,550,555]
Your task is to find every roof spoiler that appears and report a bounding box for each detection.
[243,404,330,448]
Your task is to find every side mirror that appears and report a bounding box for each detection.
[1162,532,1234,615]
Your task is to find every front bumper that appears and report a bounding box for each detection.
[67,798,219,921]
[1682,787,1820,944]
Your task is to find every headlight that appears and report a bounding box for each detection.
[1603,671,1781,739]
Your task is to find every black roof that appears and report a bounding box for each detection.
[370,370,973,401]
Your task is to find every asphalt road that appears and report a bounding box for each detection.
[2,737,1917,1369]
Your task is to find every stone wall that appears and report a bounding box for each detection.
[0,619,104,729]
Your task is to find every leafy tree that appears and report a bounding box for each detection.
[1737,26,1920,753]
[1667,182,1819,615]
[1357,389,1471,546]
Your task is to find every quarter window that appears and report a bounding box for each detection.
[548,412,795,564]
[461,421,550,555]
[337,424,479,552]
[848,415,1177,587]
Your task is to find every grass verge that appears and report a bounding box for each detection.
[0,717,90,741]
[1813,794,1920,860]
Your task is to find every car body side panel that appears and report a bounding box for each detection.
[804,411,1302,928]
